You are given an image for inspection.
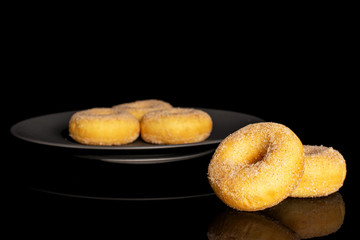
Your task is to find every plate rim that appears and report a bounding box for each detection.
[32,187,215,201]
[10,108,264,150]
[78,149,215,164]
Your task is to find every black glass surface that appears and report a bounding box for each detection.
[6,73,357,239]
[9,116,356,239]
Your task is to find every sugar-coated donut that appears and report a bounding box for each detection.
[290,145,346,198]
[208,122,304,211]
[69,108,140,145]
[112,99,173,120]
[140,108,213,144]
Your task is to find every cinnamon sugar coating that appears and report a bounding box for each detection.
[208,122,304,211]
[69,108,140,145]
[113,99,172,120]
[290,145,347,197]
[141,108,213,144]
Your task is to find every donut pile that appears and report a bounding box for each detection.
[208,122,347,211]
[69,99,213,146]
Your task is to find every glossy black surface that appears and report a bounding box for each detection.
[9,104,356,239]
[11,138,354,239]
[6,35,357,238]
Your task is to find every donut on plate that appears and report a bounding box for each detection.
[112,99,173,120]
[290,145,347,198]
[69,108,140,145]
[140,108,213,145]
[208,122,304,211]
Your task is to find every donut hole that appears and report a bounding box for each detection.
[250,143,270,165]
[87,108,117,116]
[163,108,195,116]
[304,145,327,155]
[223,137,271,166]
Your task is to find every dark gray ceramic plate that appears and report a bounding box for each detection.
[10,108,263,150]
[76,149,215,164]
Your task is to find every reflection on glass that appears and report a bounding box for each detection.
[208,193,345,240]
[265,193,345,239]
[208,210,300,240]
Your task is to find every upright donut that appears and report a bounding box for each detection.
[290,145,347,198]
[208,122,304,211]
[112,99,173,120]
[141,108,213,144]
[69,108,140,145]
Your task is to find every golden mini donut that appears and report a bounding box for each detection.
[112,99,173,120]
[290,145,347,198]
[208,122,304,211]
[69,108,140,145]
[140,108,213,144]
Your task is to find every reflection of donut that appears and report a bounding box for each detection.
[140,108,213,144]
[265,193,345,239]
[290,145,347,198]
[69,108,140,145]
[112,99,173,120]
[208,209,299,240]
[208,122,304,211]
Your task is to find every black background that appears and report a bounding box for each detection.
[6,14,358,239]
